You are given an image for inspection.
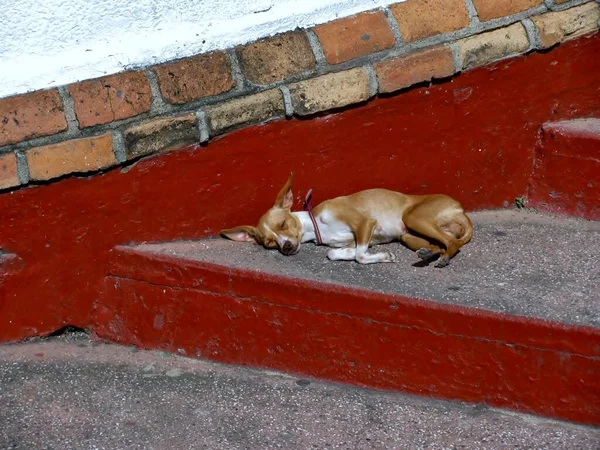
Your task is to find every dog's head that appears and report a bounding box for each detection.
[220,173,303,255]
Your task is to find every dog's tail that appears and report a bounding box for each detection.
[456,212,473,246]
[439,210,473,247]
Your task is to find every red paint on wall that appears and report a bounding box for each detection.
[1,35,600,344]
[528,119,600,220]
[97,246,600,425]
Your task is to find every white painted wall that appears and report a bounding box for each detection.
[0,0,402,99]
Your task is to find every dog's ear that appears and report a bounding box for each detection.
[274,172,294,209]
[220,226,259,243]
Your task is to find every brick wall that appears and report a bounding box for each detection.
[1,0,598,191]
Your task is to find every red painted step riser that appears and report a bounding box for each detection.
[107,246,600,356]
[528,121,600,220]
[2,35,600,342]
[96,276,600,426]
[529,154,599,219]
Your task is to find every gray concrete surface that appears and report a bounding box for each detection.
[139,210,600,327]
[1,333,599,450]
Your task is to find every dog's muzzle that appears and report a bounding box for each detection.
[280,240,298,256]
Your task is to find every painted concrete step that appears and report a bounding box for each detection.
[96,210,600,426]
[529,118,600,220]
[2,334,599,450]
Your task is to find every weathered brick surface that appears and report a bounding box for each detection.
[26,134,115,181]
[4,3,596,190]
[375,46,455,93]
[0,153,20,189]
[472,0,543,21]
[0,90,67,146]
[206,89,285,135]
[69,72,152,128]
[390,0,470,42]
[313,11,396,65]
[154,52,236,104]
[288,68,371,116]
[124,114,199,159]
[532,3,600,49]
[237,31,316,85]
[456,23,530,69]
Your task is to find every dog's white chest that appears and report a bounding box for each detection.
[316,211,354,247]
[312,210,406,247]
[371,214,407,244]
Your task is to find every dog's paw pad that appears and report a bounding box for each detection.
[417,248,434,260]
[434,256,450,268]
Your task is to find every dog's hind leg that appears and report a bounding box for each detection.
[400,233,443,260]
[403,207,458,268]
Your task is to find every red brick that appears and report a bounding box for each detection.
[26,134,115,181]
[205,89,285,135]
[313,11,396,65]
[456,23,530,69]
[123,114,199,159]
[472,0,543,21]
[532,3,600,49]
[154,52,235,104]
[69,72,152,128]
[237,31,316,85]
[0,90,67,146]
[288,68,371,116]
[390,0,470,42]
[375,46,455,93]
[0,153,20,190]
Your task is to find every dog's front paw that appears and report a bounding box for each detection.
[384,252,397,263]
[434,256,450,268]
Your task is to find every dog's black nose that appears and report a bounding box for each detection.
[282,241,293,254]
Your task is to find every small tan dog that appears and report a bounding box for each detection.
[221,173,473,267]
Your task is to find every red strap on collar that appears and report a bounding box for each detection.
[303,189,323,245]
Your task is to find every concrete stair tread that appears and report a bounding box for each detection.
[104,209,600,425]
[1,335,599,449]
[543,118,600,136]
[540,118,600,161]
[124,209,600,328]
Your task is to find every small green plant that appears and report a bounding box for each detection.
[515,196,525,209]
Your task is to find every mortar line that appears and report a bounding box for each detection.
[111,129,127,164]
[548,0,595,11]
[362,65,379,97]
[195,110,211,143]
[227,49,246,92]
[15,151,30,184]
[279,86,294,117]
[521,18,542,50]
[145,69,171,115]
[449,42,463,73]
[383,8,405,46]
[463,0,481,24]
[57,85,80,135]
[305,29,327,70]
